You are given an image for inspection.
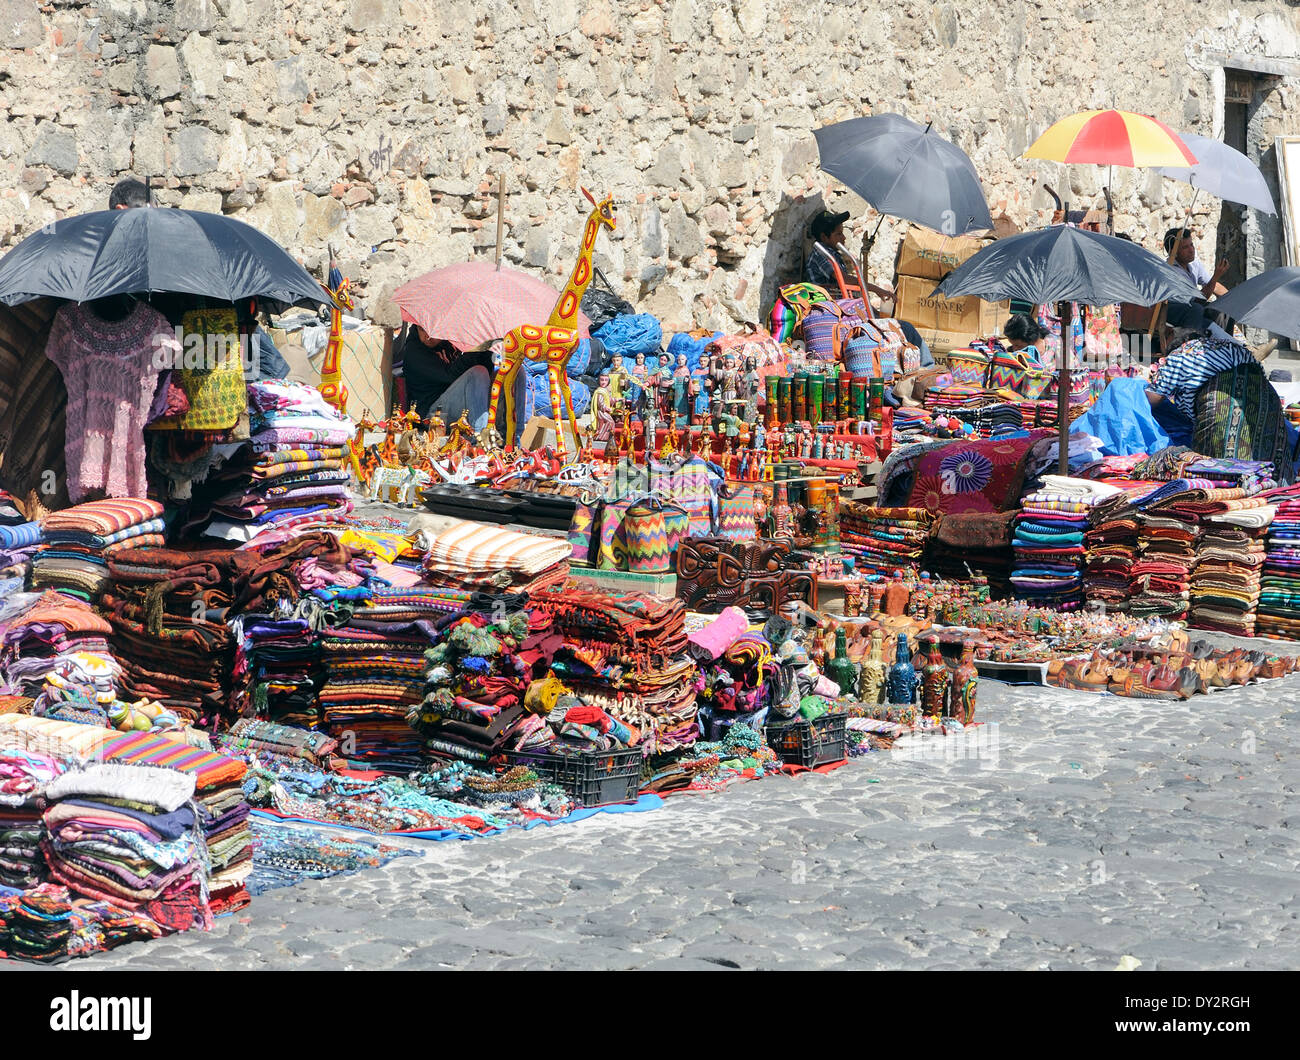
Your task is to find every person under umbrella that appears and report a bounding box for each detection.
[1164,227,1229,298]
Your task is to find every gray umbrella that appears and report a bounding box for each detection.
[1156,132,1277,215]
[813,114,994,238]
[935,224,1199,472]
[1208,267,1300,338]
[0,208,328,311]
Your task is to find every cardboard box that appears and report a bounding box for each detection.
[270,324,393,419]
[895,226,989,281]
[894,274,1008,347]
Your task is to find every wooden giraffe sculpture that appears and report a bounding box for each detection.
[487,187,616,459]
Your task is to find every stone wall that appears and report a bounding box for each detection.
[3,0,1300,331]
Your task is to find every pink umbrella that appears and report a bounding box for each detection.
[393,260,591,352]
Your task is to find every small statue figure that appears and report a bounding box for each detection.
[949,638,979,724]
[921,636,950,718]
[673,352,690,382]
[858,630,886,704]
[590,371,617,444]
[426,409,446,451]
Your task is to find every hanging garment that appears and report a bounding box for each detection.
[43,301,176,502]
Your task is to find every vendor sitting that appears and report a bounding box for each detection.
[396,324,525,443]
[805,209,896,306]
[1003,313,1049,367]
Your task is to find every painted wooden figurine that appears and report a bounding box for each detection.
[920,635,950,718]
[487,187,616,459]
[858,629,886,705]
[949,638,978,724]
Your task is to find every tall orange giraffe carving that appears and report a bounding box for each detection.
[487,187,616,460]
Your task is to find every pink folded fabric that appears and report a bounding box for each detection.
[687,606,749,661]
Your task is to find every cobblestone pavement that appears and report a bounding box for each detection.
[61,669,1300,970]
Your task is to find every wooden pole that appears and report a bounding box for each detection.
[1058,300,1072,476]
[494,173,506,270]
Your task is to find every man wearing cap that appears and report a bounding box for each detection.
[804,209,896,305]
[1164,228,1228,299]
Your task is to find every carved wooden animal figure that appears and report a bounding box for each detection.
[487,187,617,460]
[368,465,429,506]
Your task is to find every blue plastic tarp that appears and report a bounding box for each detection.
[1069,378,1172,456]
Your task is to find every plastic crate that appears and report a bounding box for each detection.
[764,712,848,768]
[506,746,643,807]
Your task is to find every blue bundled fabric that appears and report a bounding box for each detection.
[526,373,592,419]
[666,331,722,371]
[1069,378,1172,456]
[594,313,663,358]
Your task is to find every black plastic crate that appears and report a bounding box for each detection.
[506,746,643,807]
[764,712,848,768]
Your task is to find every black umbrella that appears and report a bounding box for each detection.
[0,208,328,311]
[935,224,1199,473]
[814,114,994,241]
[1208,267,1300,338]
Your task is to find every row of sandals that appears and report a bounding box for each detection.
[1048,630,1299,700]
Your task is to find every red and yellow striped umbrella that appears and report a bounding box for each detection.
[1024,109,1198,168]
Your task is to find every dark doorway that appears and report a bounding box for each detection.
[1215,72,1252,289]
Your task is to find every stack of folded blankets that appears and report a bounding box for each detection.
[233,611,325,729]
[0,750,64,888]
[0,591,116,695]
[41,762,212,934]
[201,380,355,544]
[925,511,1017,596]
[99,730,252,915]
[0,714,116,763]
[1257,485,1300,640]
[1189,510,1273,635]
[1010,477,1120,610]
[0,498,44,586]
[533,587,694,755]
[1184,457,1278,496]
[33,499,166,603]
[1130,502,1201,620]
[416,517,572,595]
[0,882,163,963]
[1084,507,1141,611]
[100,546,255,727]
[839,504,934,573]
[215,718,339,770]
[925,384,984,411]
[412,608,535,765]
[318,610,433,773]
[1143,490,1278,636]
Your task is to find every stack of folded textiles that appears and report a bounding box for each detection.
[33,499,166,603]
[0,750,64,888]
[924,384,985,411]
[416,518,572,595]
[99,731,252,915]
[0,714,116,763]
[100,546,257,727]
[318,612,433,773]
[926,511,1017,596]
[1189,507,1273,635]
[533,587,695,754]
[838,505,934,573]
[216,718,339,769]
[412,608,536,765]
[200,380,355,544]
[1257,485,1300,639]
[1130,499,1201,620]
[1010,477,1119,610]
[1184,457,1278,495]
[1084,507,1140,611]
[0,591,116,695]
[41,762,212,934]
[232,611,325,729]
[0,882,163,963]
[0,516,44,586]
[891,407,932,439]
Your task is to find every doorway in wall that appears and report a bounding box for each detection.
[1215,69,1252,290]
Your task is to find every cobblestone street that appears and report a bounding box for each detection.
[77,673,1300,971]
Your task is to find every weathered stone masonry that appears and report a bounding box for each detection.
[2,1,1299,329]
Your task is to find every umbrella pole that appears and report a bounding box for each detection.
[494,173,506,270]
[1058,300,1071,476]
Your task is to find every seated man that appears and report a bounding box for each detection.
[804,209,896,306]
[396,325,525,442]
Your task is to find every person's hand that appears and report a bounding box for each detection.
[1213,259,1230,281]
